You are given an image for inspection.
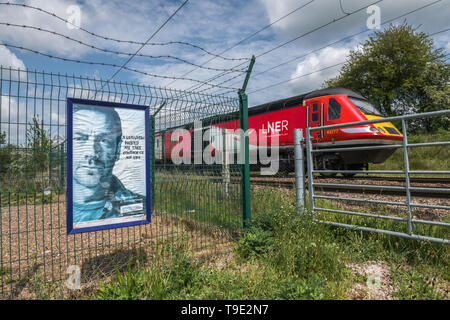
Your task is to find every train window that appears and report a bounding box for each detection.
[313,103,318,112]
[328,98,341,120]
[349,97,383,116]
[312,113,319,122]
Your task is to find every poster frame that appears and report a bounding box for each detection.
[66,98,151,234]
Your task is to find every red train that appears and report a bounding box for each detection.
[155,87,403,176]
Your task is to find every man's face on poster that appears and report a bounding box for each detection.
[72,107,122,189]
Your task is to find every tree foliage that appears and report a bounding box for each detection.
[25,116,53,174]
[0,119,56,190]
[0,131,9,176]
[325,23,449,132]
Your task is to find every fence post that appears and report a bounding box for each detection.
[150,101,166,210]
[294,129,305,214]
[305,127,315,216]
[401,119,413,234]
[239,55,255,229]
[239,90,251,229]
[222,129,230,196]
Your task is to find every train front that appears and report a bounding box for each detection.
[304,88,403,171]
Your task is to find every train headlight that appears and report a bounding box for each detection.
[369,127,378,132]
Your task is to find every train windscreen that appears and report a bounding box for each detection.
[349,97,383,116]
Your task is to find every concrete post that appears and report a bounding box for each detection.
[294,129,305,214]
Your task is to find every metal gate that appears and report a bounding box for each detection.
[303,110,450,244]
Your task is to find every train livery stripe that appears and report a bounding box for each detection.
[340,127,373,133]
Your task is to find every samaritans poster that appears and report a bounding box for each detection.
[67,98,151,234]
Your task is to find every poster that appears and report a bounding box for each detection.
[66,98,151,234]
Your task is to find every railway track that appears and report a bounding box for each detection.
[209,175,450,198]
[247,175,450,184]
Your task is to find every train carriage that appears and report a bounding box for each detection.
[155,87,403,176]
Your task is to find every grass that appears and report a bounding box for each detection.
[371,128,450,172]
[91,183,449,300]
[0,174,63,206]
[153,170,242,231]
[2,130,448,300]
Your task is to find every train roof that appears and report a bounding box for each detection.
[304,87,366,100]
[159,87,367,131]
[248,87,366,115]
[248,93,307,117]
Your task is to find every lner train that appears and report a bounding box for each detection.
[155,87,403,176]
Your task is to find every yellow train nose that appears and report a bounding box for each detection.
[363,114,403,136]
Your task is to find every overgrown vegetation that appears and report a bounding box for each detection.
[92,186,449,300]
[0,117,65,199]
[153,170,242,231]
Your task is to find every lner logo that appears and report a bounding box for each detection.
[261,120,288,134]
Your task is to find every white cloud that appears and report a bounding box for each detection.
[0,45,26,70]
[289,45,352,89]
[245,0,450,105]
[0,0,447,109]
[292,46,349,79]
[1,95,19,123]
[0,95,23,144]
[0,0,90,57]
[259,0,450,45]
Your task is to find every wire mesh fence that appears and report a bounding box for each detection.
[0,66,244,299]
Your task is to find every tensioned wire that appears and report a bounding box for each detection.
[208,0,444,96]
[246,26,450,95]
[0,43,243,92]
[0,2,249,62]
[183,0,383,95]
[91,0,191,98]
[168,0,379,101]
[164,0,316,88]
[0,22,246,74]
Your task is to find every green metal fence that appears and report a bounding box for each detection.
[0,66,247,299]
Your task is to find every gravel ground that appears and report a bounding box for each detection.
[314,189,449,222]
[318,176,450,190]
[347,261,394,300]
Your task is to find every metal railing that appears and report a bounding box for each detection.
[300,109,450,244]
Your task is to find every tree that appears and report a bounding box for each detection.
[25,117,53,174]
[325,23,449,131]
[0,131,10,176]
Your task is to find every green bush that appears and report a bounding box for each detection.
[166,252,203,293]
[276,274,325,300]
[235,227,275,259]
[236,205,350,296]
[95,266,169,300]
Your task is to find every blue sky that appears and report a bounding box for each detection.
[0,0,449,107]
